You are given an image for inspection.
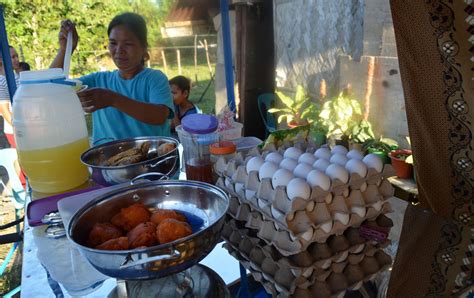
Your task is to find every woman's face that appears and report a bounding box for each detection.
[10,48,20,72]
[171,84,188,105]
[108,25,146,71]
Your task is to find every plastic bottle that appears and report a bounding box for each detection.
[12,69,89,193]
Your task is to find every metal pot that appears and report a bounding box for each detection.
[80,137,180,186]
[67,180,229,280]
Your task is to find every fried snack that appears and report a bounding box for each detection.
[150,209,187,226]
[111,203,151,231]
[105,141,151,166]
[156,219,192,244]
[127,222,157,248]
[87,222,123,247]
[157,142,176,156]
[95,237,129,250]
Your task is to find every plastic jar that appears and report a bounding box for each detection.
[176,114,219,183]
[12,68,89,193]
[210,141,236,182]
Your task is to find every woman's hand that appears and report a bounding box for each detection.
[59,20,79,51]
[77,88,116,113]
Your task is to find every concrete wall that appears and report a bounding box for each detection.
[273,0,364,94]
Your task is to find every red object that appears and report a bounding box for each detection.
[389,149,413,179]
[5,133,15,148]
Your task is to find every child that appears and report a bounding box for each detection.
[169,76,198,130]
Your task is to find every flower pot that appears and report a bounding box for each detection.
[389,149,413,179]
[287,120,307,129]
[367,148,390,164]
[349,141,363,151]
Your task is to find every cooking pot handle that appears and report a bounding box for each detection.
[149,155,177,168]
[130,172,169,184]
[119,249,181,269]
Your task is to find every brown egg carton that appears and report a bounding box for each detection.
[221,181,392,255]
[223,226,392,298]
[225,214,392,269]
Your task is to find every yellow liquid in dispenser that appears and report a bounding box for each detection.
[18,138,90,194]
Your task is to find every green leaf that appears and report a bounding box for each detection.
[276,90,294,109]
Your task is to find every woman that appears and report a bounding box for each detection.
[51,13,174,144]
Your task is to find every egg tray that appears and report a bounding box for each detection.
[221,183,393,256]
[223,217,393,297]
[222,214,392,272]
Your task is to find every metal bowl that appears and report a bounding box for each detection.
[67,180,229,280]
[80,137,179,185]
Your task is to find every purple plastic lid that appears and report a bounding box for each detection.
[182,114,218,134]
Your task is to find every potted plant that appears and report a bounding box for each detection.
[362,137,399,164]
[269,85,318,128]
[319,92,363,147]
[389,149,413,179]
[309,119,329,146]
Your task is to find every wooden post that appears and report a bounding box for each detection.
[204,39,213,77]
[161,50,168,75]
[194,34,198,83]
[364,56,375,121]
[177,49,182,75]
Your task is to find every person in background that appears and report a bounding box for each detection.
[169,75,198,130]
[51,13,174,144]
[18,62,30,72]
[0,46,20,148]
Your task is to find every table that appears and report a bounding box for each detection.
[387,176,418,204]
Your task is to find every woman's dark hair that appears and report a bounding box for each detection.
[169,76,191,99]
[108,12,149,64]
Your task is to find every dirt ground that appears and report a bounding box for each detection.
[0,166,23,297]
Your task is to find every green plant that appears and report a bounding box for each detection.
[319,92,363,140]
[350,120,375,144]
[269,85,318,125]
[362,137,399,154]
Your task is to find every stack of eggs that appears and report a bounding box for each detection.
[215,141,394,297]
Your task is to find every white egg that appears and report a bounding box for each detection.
[314,147,331,160]
[272,168,294,188]
[325,164,349,183]
[265,152,283,164]
[362,154,384,172]
[258,161,279,180]
[346,149,364,160]
[283,147,303,160]
[331,145,348,155]
[293,163,313,179]
[298,152,317,165]
[345,159,368,177]
[313,158,331,172]
[329,153,349,166]
[246,156,264,174]
[306,170,331,191]
[280,158,298,172]
[286,178,311,200]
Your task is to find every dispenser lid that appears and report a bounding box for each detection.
[182,114,218,134]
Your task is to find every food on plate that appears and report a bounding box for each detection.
[96,237,130,250]
[111,203,151,231]
[156,218,193,244]
[157,142,176,156]
[87,222,123,247]
[127,222,157,248]
[88,203,193,250]
[150,209,187,225]
[105,141,151,166]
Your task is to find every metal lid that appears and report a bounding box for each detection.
[182,114,218,134]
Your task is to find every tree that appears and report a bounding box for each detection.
[1,0,173,75]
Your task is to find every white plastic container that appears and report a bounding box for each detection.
[12,68,89,194]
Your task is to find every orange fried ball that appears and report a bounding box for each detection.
[87,222,123,247]
[156,219,192,244]
[111,203,151,231]
[127,222,158,249]
[95,237,129,250]
[150,209,187,226]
